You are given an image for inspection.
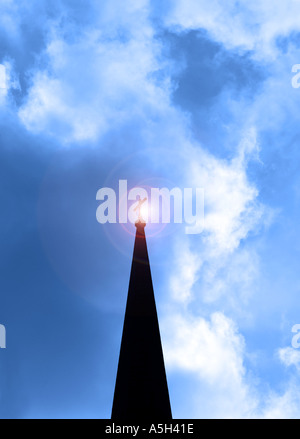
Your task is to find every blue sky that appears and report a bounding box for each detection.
[1,0,300,418]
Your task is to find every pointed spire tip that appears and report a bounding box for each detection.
[135,220,146,229]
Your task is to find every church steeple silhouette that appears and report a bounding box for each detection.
[111,220,172,420]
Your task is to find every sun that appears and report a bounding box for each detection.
[139,201,149,222]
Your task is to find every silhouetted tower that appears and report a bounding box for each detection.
[111,220,172,420]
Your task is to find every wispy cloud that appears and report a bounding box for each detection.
[279,347,300,371]
[0,60,20,106]
[18,2,170,143]
[163,0,300,56]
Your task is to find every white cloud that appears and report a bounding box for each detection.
[191,130,263,256]
[279,347,300,371]
[0,60,20,106]
[164,0,300,57]
[169,239,202,303]
[0,64,7,104]
[168,127,267,310]
[163,312,300,418]
[19,2,172,143]
[261,384,300,419]
[163,311,259,418]
[164,312,245,382]
[200,247,260,307]
[0,64,6,89]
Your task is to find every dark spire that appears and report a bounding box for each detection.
[111,220,172,420]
